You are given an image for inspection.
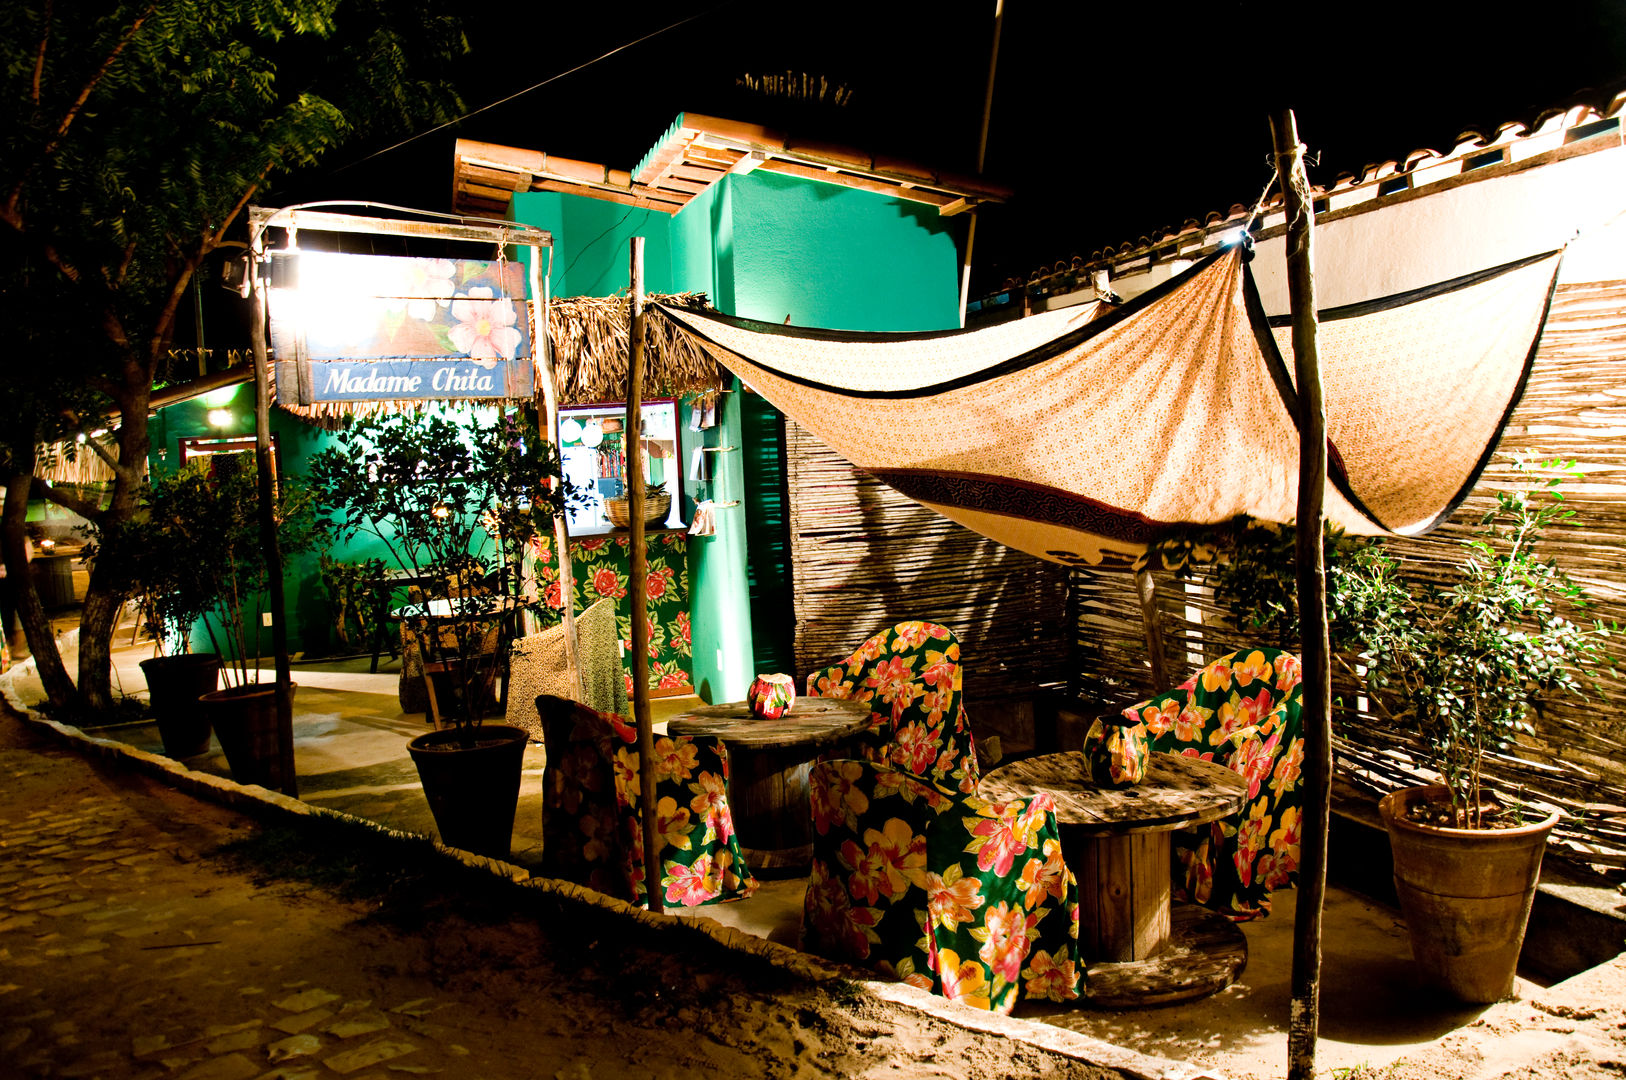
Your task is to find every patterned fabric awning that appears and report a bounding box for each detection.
[658,248,1562,567]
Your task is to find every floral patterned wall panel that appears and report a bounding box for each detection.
[533,532,693,696]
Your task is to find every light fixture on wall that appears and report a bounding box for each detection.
[207,409,234,428]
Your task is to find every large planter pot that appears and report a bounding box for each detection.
[203,682,298,791]
[140,653,221,758]
[407,724,527,859]
[1379,784,1558,1003]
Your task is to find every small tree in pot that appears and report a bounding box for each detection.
[308,406,570,857]
[1177,458,1611,1001]
[93,466,229,756]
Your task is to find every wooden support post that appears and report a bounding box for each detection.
[249,243,296,799]
[528,251,583,699]
[628,237,662,914]
[1134,564,1168,692]
[1273,109,1332,1080]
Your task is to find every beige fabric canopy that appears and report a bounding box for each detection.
[659,248,1562,566]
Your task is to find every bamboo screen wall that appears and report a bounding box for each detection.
[783,419,1071,699]
[1072,279,1626,869]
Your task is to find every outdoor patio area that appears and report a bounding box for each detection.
[0,609,1580,1080]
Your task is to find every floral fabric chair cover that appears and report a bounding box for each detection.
[803,758,1080,1014]
[536,694,757,907]
[804,621,979,794]
[1121,647,1305,920]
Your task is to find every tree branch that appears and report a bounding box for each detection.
[31,0,53,105]
[33,476,105,522]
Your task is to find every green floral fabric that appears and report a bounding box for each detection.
[805,621,979,794]
[537,694,757,907]
[1122,647,1305,920]
[532,532,692,696]
[804,759,1081,1013]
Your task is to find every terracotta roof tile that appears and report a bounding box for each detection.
[989,92,1626,297]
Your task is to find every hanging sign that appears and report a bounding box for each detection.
[267,251,535,403]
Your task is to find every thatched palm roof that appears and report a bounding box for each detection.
[547,292,728,406]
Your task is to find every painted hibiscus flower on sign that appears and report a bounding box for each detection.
[448,286,522,367]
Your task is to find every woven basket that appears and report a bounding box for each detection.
[603,492,671,529]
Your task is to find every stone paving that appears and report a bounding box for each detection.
[0,753,500,1079]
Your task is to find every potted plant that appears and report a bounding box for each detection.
[1176,458,1609,1002]
[93,469,226,757]
[307,406,570,859]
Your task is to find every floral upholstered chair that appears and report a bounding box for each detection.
[536,694,757,907]
[802,758,1081,1014]
[1120,647,1305,919]
[804,621,979,794]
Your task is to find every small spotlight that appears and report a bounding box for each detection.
[208,409,234,428]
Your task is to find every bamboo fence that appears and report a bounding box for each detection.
[1070,278,1626,870]
[784,419,1071,699]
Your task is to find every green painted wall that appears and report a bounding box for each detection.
[147,381,343,658]
[512,170,965,702]
[726,170,963,330]
[511,192,674,302]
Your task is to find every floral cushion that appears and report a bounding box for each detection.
[1121,647,1305,920]
[803,759,1080,1014]
[537,694,757,907]
[804,621,979,794]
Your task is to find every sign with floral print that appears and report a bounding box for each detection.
[268,252,534,403]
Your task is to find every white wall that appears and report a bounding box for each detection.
[1109,143,1626,313]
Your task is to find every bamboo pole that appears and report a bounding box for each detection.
[1134,564,1168,692]
[249,240,297,798]
[1273,109,1330,1080]
[628,237,662,914]
[957,0,1005,327]
[529,249,583,699]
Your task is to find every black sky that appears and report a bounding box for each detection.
[276,1,1626,296]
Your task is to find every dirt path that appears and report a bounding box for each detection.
[0,713,1135,1080]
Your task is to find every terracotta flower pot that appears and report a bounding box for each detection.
[140,653,221,758]
[1379,784,1558,1003]
[407,724,527,859]
[203,682,298,791]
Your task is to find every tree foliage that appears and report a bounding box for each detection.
[308,407,571,738]
[1159,460,1613,827]
[0,0,465,714]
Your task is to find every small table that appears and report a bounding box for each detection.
[366,568,439,672]
[979,750,1248,1007]
[667,697,872,872]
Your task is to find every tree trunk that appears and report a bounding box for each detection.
[2,471,75,708]
[74,574,120,711]
[72,381,152,713]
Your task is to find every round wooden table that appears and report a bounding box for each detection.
[667,697,872,872]
[979,750,1249,1007]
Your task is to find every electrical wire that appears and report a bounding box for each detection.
[334,4,729,174]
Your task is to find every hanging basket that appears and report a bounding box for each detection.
[603,493,670,529]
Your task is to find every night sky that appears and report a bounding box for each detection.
[274,0,1626,297]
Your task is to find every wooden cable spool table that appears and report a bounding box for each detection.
[666,697,872,873]
[978,750,1249,1007]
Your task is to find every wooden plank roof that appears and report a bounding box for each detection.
[452,112,1010,219]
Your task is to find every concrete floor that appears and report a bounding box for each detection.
[3,613,1543,1080]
